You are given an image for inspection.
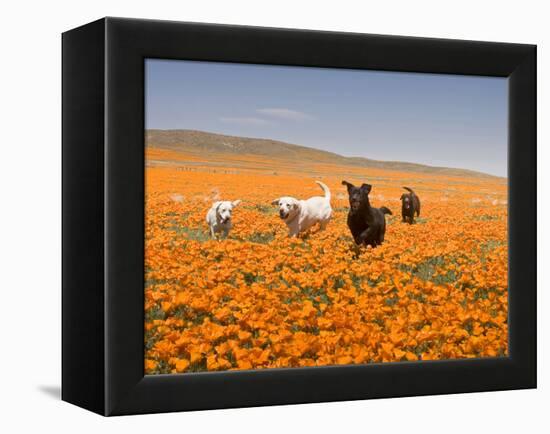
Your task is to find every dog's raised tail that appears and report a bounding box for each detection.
[380,206,392,215]
[402,186,415,194]
[315,181,331,201]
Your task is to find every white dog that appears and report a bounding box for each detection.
[206,200,241,238]
[272,181,332,237]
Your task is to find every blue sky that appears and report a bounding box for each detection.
[146,59,508,176]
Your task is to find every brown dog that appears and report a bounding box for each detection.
[342,181,392,247]
[400,187,420,224]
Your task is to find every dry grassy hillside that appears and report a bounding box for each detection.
[146,129,502,180]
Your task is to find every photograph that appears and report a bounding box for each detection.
[144,59,509,374]
[0,0,541,428]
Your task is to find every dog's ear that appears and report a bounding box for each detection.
[292,202,299,210]
[271,198,280,206]
[342,180,353,189]
[232,199,241,207]
[400,194,405,200]
[360,183,372,194]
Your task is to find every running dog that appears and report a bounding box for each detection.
[342,181,392,247]
[272,181,332,237]
[206,200,241,238]
[400,186,421,224]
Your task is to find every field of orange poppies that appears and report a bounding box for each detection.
[144,147,508,374]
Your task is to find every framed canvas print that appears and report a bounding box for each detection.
[62,17,536,416]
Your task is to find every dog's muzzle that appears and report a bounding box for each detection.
[279,210,288,219]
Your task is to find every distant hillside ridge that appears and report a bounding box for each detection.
[146,129,502,179]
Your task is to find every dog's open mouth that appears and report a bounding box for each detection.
[279,212,288,220]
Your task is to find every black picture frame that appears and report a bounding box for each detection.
[62,17,536,416]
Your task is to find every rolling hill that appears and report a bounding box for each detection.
[146,129,501,179]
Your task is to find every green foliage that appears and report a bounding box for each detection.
[145,304,165,321]
[247,232,275,244]
[169,224,211,241]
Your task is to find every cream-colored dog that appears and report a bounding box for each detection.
[272,181,332,237]
[206,200,241,238]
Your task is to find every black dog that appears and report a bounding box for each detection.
[400,186,421,224]
[342,181,392,247]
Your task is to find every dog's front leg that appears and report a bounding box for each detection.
[287,220,300,237]
[358,226,376,245]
